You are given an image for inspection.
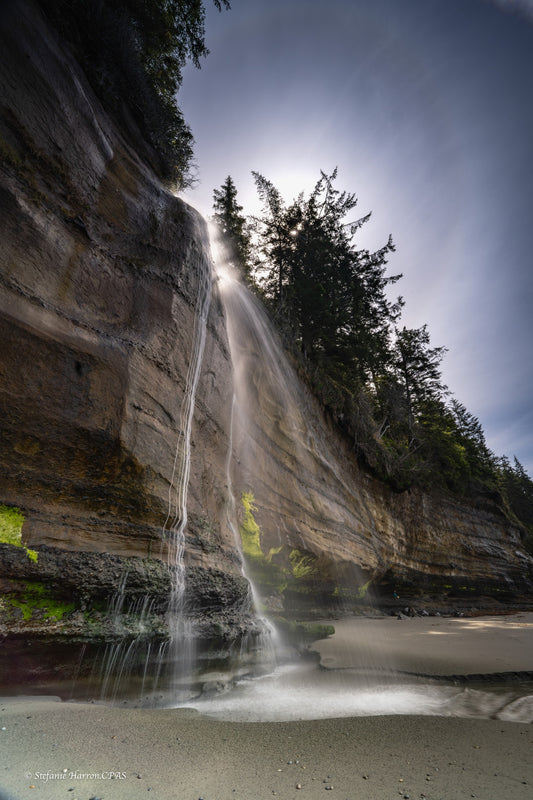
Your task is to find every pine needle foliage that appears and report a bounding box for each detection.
[216,169,533,544]
[37,0,230,187]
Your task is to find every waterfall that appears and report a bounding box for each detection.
[162,242,212,694]
[96,239,212,705]
[225,393,281,673]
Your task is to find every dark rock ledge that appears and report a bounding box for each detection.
[0,543,255,643]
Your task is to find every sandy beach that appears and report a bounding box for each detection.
[313,612,533,675]
[1,613,532,800]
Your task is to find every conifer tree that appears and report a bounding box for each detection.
[497,456,533,551]
[212,176,251,277]
[251,169,401,387]
[392,325,448,445]
[38,0,231,185]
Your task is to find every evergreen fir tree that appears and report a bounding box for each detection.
[212,176,251,278]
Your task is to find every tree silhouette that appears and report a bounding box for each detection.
[212,176,251,277]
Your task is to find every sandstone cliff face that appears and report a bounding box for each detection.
[0,0,235,571]
[0,1,531,640]
[221,278,533,612]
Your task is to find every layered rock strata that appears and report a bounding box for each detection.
[0,0,531,645]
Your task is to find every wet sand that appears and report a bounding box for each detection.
[313,612,533,675]
[1,613,532,800]
[1,699,532,800]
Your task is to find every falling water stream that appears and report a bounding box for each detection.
[162,243,212,695]
[224,393,282,674]
[96,242,213,704]
[28,227,531,724]
[184,247,533,724]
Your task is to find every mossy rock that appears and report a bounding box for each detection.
[0,504,37,562]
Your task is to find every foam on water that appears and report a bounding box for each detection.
[185,660,533,723]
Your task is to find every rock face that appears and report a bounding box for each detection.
[220,277,533,613]
[0,0,235,567]
[0,1,531,642]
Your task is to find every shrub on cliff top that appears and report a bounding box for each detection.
[37,0,230,187]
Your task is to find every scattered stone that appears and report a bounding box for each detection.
[296,784,302,789]
[325,785,333,791]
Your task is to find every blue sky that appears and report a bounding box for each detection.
[179,0,533,474]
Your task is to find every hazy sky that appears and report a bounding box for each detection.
[179,0,533,474]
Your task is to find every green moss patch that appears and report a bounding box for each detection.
[240,492,264,560]
[0,504,25,546]
[2,581,75,622]
[238,492,374,608]
[333,579,372,601]
[239,493,326,597]
[239,492,289,594]
[0,504,37,562]
[289,549,319,580]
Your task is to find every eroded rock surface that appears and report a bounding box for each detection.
[0,1,531,642]
[0,1,235,568]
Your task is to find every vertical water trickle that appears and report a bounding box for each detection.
[162,242,212,694]
[224,393,281,673]
[212,236,287,671]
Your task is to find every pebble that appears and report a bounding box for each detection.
[296,784,302,789]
